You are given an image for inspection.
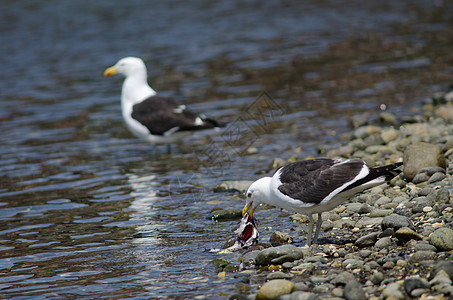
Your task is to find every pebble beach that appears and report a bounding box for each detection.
[214,89,453,300]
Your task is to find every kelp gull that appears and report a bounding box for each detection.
[242,158,403,246]
[104,57,224,151]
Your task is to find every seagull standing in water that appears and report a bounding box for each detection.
[104,56,224,153]
[242,158,403,246]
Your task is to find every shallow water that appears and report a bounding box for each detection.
[1,0,453,298]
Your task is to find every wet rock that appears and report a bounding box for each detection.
[370,271,384,285]
[342,258,364,269]
[343,279,367,300]
[403,143,446,181]
[355,232,378,247]
[395,227,423,243]
[404,276,430,295]
[429,269,452,286]
[209,209,242,220]
[409,250,437,263]
[382,213,412,231]
[266,271,294,280]
[255,245,304,266]
[435,189,451,204]
[241,250,261,266]
[279,291,318,300]
[412,172,430,184]
[256,279,295,300]
[412,197,434,214]
[358,249,372,258]
[429,261,453,281]
[382,282,404,299]
[429,227,453,251]
[331,271,355,286]
[357,204,371,214]
[429,172,446,183]
[213,180,253,193]
[374,237,394,249]
[269,231,293,245]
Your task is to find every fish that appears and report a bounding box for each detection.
[208,212,259,253]
[233,212,259,248]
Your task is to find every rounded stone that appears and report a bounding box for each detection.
[429,227,453,251]
[395,227,423,243]
[256,279,295,300]
[343,279,367,300]
[269,231,293,245]
[382,214,412,231]
[403,143,446,182]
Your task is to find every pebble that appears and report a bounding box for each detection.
[403,142,446,181]
[256,279,295,300]
[381,214,412,231]
[331,271,356,286]
[374,237,394,249]
[343,279,367,300]
[213,180,253,193]
[409,250,437,263]
[269,231,293,245]
[382,282,404,299]
[266,271,294,280]
[354,232,378,247]
[429,227,453,251]
[395,227,423,243]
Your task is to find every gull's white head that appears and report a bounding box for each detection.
[104,56,147,78]
[242,177,272,218]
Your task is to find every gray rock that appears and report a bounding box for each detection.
[419,166,447,176]
[412,173,430,184]
[370,271,384,285]
[342,259,364,269]
[358,250,372,258]
[266,271,294,280]
[403,143,446,182]
[404,276,430,295]
[429,227,453,251]
[269,231,293,245]
[374,237,395,249]
[411,197,434,214]
[241,250,261,266]
[369,208,392,218]
[355,232,379,247]
[213,180,253,193]
[409,250,437,263]
[429,172,446,183]
[382,282,404,299]
[395,227,423,243]
[435,189,451,203]
[255,245,304,266]
[429,261,453,280]
[209,209,242,220]
[429,270,452,286]
[331,271,355,286]
[256,279,295,300]
[343,279,367,300]
[357,204,372,214]
[418,187,435,196]
[279,291,319,300]
[413,242,437,252]
[382,214,412,231]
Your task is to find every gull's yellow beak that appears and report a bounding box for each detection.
[104,66,118,77]
[242,202,254,217]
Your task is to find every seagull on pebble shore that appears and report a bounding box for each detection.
[242,158,403,246]
[104,56,225,153]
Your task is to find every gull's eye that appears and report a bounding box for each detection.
[247,192,252,198]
